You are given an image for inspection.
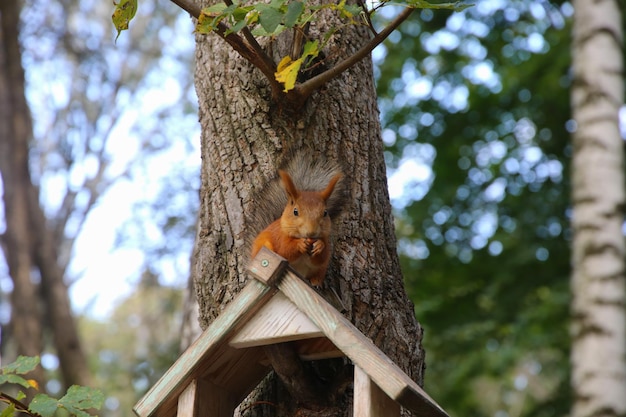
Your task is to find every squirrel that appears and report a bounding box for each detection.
[248,153,347,286]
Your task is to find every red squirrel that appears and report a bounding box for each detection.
[251,167,344,286]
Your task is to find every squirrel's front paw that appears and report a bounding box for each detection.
[310,239,325,256]
[297,238,311,254]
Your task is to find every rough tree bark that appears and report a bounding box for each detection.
[570,1,626,417]
[191,2,424,416]
[0,0,91,389]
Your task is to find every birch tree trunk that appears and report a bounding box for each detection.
[570,1,626,417]
[191,4,424,416]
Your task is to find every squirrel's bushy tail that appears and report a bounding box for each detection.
[244,151,348,259]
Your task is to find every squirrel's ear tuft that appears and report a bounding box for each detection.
[320,173,343,201]
[279,170,300,200]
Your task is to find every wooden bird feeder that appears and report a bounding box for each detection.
[133,247,449,417]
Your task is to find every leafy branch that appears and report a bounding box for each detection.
[0,356,104,417]
[113,0,471,108]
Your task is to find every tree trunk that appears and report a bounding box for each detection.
[0,0,46,388]
[0,0,91,390]
[191,4,424,416]
[570,1,626,417]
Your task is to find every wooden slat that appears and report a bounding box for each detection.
[276,268,449,417]
[354,366,400,417]
[133,279,276,417]
[176,379,235,417]
[230,291,323,348]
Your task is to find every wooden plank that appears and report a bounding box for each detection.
[230,291,323,348]
[277,269,449,417]
[176,381,198,417]
[354,366,400,417]
[176,379,235,417]
[133,279,276,417]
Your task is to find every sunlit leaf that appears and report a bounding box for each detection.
[275,55,303,92]
[111,0,138,41]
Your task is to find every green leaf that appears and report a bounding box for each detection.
[1,356,40,375]
[268,0,287,9]
[302,39,319,58]
[0,374,35,389]
[284,1,304,28]
[226,18,248,35]
[341,3,362,17]
[203,2,228,14]
[0,403,16,417]
[111,0,138,41]
[60,386,105,414]
[232,5,253,21]
[29,387,104,417]
[255,4,284,34]
[29,394,59,417]
[402,0,473,11]
[196,3,229,33]
[250,24,286,37]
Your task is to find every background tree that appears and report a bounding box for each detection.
[570,0,625,417]
[0,0,87,388]
[373,1,601,416]
[0,0,197,396]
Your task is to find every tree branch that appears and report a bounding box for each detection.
[169,0,282,97]
[170,0,202,18]
[294,7,414,98]
[169,0,414,107]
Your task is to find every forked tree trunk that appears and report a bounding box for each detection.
[191,3,424,416]
[0,0,91,390]
[570,1,626,416]
[0,0,45,387]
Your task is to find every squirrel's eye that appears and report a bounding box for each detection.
[323,209,328,217]
[293,207,299,216]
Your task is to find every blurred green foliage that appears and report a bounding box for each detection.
[79,271,183,417]
[374,1,584,416]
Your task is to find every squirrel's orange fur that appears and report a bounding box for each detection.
[251,169,343,286]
